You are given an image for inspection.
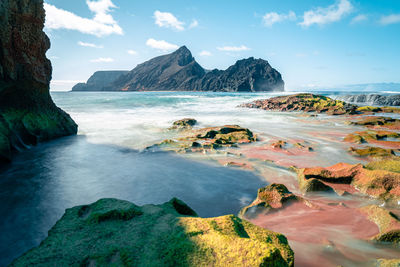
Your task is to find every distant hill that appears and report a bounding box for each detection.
[72,71,129,91]
[72,46,284,92]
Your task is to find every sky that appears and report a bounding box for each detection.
[43,0,400,91]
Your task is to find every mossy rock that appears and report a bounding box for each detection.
[0,108,77,164]
[360,205,400,244]
[241,93,357,115]
[376,258,400,267]
[12,198,294,267]
[169,118,197,130]
[349,146,395,158]
[366,158,400,173]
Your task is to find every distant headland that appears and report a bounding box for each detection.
[72,46,284,92]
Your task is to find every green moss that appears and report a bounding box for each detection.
[356,106,382,112]
[12,198,294,267]
[349,146,395,158]
[366,158,400,173]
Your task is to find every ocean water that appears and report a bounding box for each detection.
[1,91,400,266]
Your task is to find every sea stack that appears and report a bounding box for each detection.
[0,0,77,163]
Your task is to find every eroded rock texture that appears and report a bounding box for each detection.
[0,0,77,163]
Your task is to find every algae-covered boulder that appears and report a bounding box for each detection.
[150,125,256,153]
[12,198,294,267]
[349,146,396,158]
[169,118,197,130]
[240,93,357,115]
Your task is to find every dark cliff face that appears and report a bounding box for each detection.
[111,46,206,91]
[72,71,129,91]
[0,0,77,163]
[193,57,284,92]
[76,46,284,92]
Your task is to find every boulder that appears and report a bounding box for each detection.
[240,184,305,218]
[169,118,197,130]
[12,198,294,266]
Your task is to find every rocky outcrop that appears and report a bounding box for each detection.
[149,124,256,153]
[72,71,129,91]
[360,205,400,244]
[74,46,284,92]
[0,0,77,163]
[12,198,294,266]
[169,118,197,130]
[336,94,400,106]
[241,93,357,115]
[240,184,304,218]
[297,162,400,202]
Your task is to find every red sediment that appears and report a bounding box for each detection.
[250,201,381,267]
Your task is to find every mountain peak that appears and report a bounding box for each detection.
[172,46,194,66]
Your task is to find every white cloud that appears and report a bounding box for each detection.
[351,14,368,24]
[379,14,400,25]
[78,41,103,48]
[299,0,353,27]
[189,19,199,29]
[127,50,138,55]
[154,10,184,31]
[146,38,179,51]
[217,45,250,52]
[44,0,123,37]
[199,50,212,56]
[262,11,296,27]
[90,57,114,62]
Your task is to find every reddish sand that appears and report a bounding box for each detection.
[248,201,399,267]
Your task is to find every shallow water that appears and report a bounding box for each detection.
[1,91,400,266]
[0,136,265,266]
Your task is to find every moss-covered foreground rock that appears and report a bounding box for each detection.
[12,198,294,267]
[240,93,357,115]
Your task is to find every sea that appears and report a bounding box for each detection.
[1,90,400,266]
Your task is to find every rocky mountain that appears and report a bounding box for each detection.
[74,46,284,92]
[336,94,400,106]
[72,71,129,91]
[0,0,77,163]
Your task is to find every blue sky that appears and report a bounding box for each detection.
[44,0,400,91]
